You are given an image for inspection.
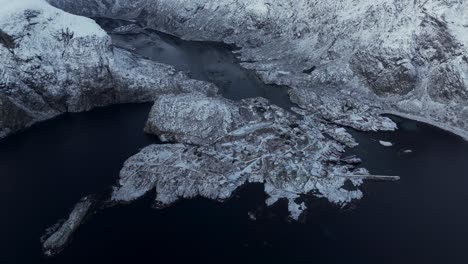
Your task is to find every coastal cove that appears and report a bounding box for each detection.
[1,107,468,263]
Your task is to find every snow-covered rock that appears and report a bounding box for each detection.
[145,93,237,145]
[0,0,217,138]
[41,195,96,257]
[325,128,359,148]
[112,93,379,220]
[289,87,398,132]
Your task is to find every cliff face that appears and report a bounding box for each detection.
[47,0,468,137]
[0,0,110,137]
[0,0,217,138]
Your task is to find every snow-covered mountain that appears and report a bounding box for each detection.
[3,0,468,138]
[47,0,468,138]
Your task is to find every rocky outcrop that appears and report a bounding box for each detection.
[48,0,468,138]
[288,87,397,132]
[0,0,217,139]
[112,93,396,219]
[0,30,15,49]
[428,61,468,104]
[41,196,96,257]
[350,53,418,96]
[144,94,238,145]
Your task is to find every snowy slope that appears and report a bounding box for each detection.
[0,0,217,138]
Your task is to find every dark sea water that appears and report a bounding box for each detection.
[2,107,468,264]
[0,103,158,264]
[1,18,468,264]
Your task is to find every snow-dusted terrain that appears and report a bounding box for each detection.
[3,0,467,257]
[115,93,373,214]
[47,0,468,139]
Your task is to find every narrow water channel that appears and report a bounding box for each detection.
[1,18,468,264]
[94,17,294,109]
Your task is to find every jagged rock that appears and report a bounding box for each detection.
[341,156,362,165]
[325,128,359,148]
[289,87,398,132]
[0,30,15,49]
[41,196,96,257]
[428,61,468,103]
[351,52,418,96]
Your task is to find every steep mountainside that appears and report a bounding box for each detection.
[0,0,216,138]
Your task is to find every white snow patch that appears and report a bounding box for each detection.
[379,140,393,147]
[246,2,269,17]
[0,0,106,38]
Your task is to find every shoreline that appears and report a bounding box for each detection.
[381,111,468,142]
